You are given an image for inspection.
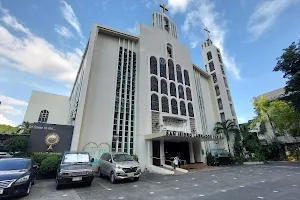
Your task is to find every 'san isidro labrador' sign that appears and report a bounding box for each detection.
[164,130,223,140]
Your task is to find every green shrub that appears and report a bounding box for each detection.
[232,156,244,165]
[31,152,62,165]
[3,136,29,153]
[40,155,61,174]
[132,154,139,162]
[207,152,218,166]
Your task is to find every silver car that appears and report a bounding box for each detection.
[97,152,141,184]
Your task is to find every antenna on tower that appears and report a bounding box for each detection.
[204,27,210,40]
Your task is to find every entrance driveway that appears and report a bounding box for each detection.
[20,162,300,200]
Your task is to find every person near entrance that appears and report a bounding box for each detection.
[173,156,179,170]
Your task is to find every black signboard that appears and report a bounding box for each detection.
[29,123,74,153]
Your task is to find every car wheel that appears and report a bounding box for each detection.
[85,181,92,187]
[98,168,103,178]
[110,172,116,184]
[133,177,139,181]
[24,181,32,196]
[56,183,62,190]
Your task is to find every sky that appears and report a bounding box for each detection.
[0,0,300,126]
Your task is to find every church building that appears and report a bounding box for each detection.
[24,5,237,172]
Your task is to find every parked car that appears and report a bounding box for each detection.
[98,152,141,184]
[0,158,38,198]
[0,152,12,159]
[56,151,94,189]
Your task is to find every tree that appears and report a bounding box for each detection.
[233,131,243,158]
[3,136,29,153]
[274,40,300,111]
[268,100,300,136]
[0,124,20,133]
[214,120,239,153]
[240,124,261,154]
[19,121,32,134]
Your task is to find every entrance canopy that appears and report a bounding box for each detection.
[145,130,223,141]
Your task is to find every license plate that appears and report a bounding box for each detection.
[72,177,82,181]
[127,173,134,177]
[0,189,3,194]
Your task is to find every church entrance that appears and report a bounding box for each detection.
[152,141,161,166]
[164,141,190,166]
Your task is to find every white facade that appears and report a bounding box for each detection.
[201,39,238,152]
[24,9,238,171]
[24,91,69,125]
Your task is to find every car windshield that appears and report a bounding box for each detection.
[0,159,29,171]
[113,154,134,162]
[62,153,89,164]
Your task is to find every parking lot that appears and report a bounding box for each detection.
[19,162,300,200]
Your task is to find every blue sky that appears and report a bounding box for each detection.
[0,0,300,126]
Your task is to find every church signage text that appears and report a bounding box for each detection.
[164,130,223,140]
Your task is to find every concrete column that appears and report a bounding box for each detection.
[159,140,165,165]
[148,140,152,166]
[194,140,201,162]
[189,141,195,163]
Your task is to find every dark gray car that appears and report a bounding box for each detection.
[56,152,94,189]
[98,152,141,184]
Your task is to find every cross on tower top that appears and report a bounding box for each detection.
[204,27,210,39]
[160,4,168,13]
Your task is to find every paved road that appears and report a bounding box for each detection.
[19,162,300,200]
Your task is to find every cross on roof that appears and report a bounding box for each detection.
[204,27,210,39]
[160,4,168,13]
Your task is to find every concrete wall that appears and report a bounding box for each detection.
[77,32,121,150]
[24,91,69,125]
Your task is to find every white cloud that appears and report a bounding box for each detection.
[0,114,15,126]
[237,117,248,124]
[127,21,139,35]
[0,94,27,126]
[179,0,241,80]
[247,0,298,40]
[55,25,74,38]
[0,6,81,84]
[167,0,191,13]
[60,0,82,38]
[0,94,27,106]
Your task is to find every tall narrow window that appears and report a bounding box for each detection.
[151,76,158,92]
[220,65,225,75]
[218,54,222,63]
[186,87,192,101]
[160,58,167,78]
[167,43,173,58]
[161,79,168,95]
[223,77,228,87]
[212,73,217,83]
[184,70,190,86]
[209,61,215,72]
[227,90,231,101]
[170,82,176,97]
[188,103,194,117]
[217,98,223,110]
[207,51,212,61]
[215,85,220,96]
[176,64,183,83]
[161,96,169,113]
[230,104,235,116]
[38,110,49,123]
[150,56,157,75]
[180,101,186,116]
[151,94,159,111]
[220,112,225,122]
[171,99,178,114]
[168,59,175,81]
[178,85,184,99]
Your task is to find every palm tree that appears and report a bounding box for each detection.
[214,119,239,153]
[18,121,32,134]
[252,95,276,135]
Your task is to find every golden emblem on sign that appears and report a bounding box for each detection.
[45,133,60,151]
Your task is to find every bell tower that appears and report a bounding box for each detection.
[152,4,178,39]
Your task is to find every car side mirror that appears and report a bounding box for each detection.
[109,159,112,163]
[90,158,94,163]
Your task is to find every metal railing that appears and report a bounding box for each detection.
[151,156,187,169]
